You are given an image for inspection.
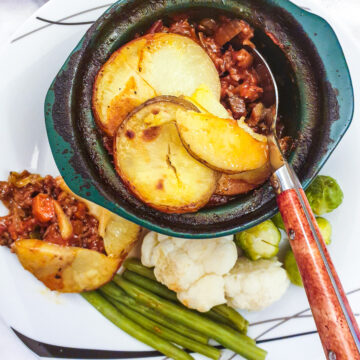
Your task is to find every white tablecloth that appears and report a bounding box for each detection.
[0,0,359,359]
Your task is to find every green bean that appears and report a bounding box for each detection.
[123,270,178,301]
[106,296,220,360]
[104,281,253,346]
[114,276,266,360]
[123,258,157,280]
[213,305,248,333]
[100,282,208,344]
[81,291,193,360]
[122,267,241,330]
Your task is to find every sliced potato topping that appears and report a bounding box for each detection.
[189,85,231,119]
[105,75,155,137]
[114,98,218,213]
[13,239,120,292]
[176,111,269,174]
[93,64,156,137]
[237,117,267,143]
[215,176,258,196]
[138,33,220,99]
[228,162,272,183]
[215,162,272,196]
[93,33,221,137]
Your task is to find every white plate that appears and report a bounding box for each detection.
[0,1,359,359]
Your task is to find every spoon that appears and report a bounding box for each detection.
[247,46,360,360]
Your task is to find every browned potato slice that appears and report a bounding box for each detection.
[215,162,272,196]
[215,176,258,196]
[103,75,155,137]
[93,33,220,136]
[228,161,272,184]
[114,97,218,213]
[189,85,230,119]
[93,64,156,136]
[13,240,120,292]
[56,177,141,259]
[138,33,220,99]
[93,37,156,136]
[176,111,269,174]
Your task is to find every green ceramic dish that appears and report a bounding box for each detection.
[45,0,353,238]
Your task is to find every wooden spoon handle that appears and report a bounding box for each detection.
[277,187,360,360]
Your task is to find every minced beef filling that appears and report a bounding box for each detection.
[0,171,105,253]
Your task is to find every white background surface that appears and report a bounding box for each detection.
[0,1,359,359]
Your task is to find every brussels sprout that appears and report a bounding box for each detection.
[272,212,285,230]
[272,213,332,245]
[316,217,332,245]
[305,175,343,215]
[234,220,281,261]
[284,250,303,287]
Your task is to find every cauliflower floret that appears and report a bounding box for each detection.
[153,240,204,292]
[178,275,226,312]
[224,257,289,311]
[141,232,237,311]
[141,232,290,312]
[141,231,160,267]
[181,238,238,275]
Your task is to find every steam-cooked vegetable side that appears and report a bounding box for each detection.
[234,220,281,261]
[305,175,344,215]
[141,231,289,312]
[284,250,303,287]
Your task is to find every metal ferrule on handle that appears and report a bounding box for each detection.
[270,162,301,194]
[271,163,360,360]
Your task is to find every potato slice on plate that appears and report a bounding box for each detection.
[98,210,141,259]
[13,240,120,292]
[114,97,218,213]
[93,33,220,136]
[215,162,272,196]
[176,111,269,174]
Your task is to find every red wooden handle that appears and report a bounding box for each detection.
[277,188,360,360]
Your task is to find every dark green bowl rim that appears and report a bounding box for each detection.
[44,0,353,238]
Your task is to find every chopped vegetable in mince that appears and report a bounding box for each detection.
[0,171,105,253]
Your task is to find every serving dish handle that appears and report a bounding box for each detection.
[272,165,360,360]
